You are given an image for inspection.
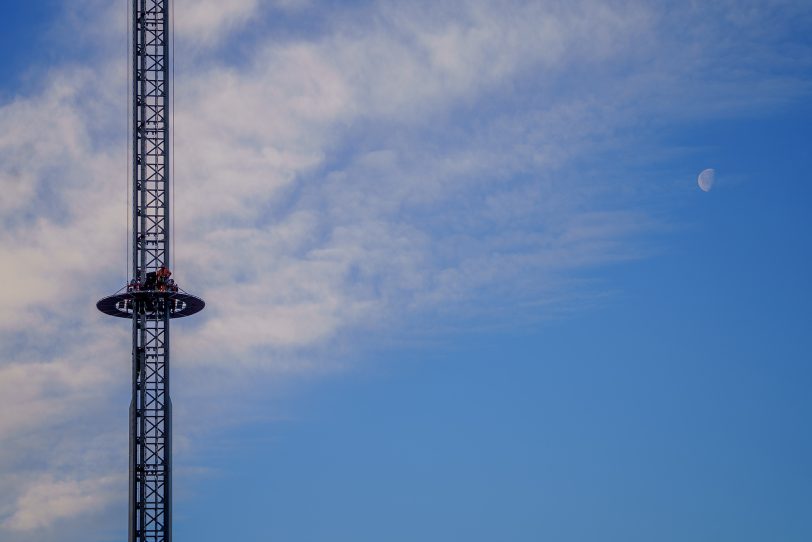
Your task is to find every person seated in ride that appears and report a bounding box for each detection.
[143,271,157,290]
[156,265,171,280]
[156,265,172,291]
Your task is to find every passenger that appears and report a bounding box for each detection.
[156,266,172,292]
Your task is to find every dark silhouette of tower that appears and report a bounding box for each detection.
[97,1,203,540]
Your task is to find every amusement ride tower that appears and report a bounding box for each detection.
[97,1,204,540]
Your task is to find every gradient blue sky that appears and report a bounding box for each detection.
[1,1,810,541]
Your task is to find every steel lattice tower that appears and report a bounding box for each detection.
[97,1,204,541]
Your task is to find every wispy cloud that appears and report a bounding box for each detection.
[1,0,809,538]
[175,0,260,46]
[4,474,121,532]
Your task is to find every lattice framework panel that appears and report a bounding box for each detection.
[130,1,172,541]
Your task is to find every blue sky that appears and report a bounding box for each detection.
[0,1,810,541]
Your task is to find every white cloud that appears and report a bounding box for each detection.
[3,475,120,531]
[175,0,261,45]
[0,75,122,329]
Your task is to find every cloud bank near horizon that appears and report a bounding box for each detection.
[0,0,809,538]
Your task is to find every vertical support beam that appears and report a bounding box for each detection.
[130,1,171,541]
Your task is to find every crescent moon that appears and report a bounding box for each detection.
[698,168,715,192]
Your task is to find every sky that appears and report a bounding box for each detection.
[0,0,811,540]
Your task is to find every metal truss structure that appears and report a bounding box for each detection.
[97,1,204,541]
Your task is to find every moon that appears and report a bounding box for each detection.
[698,168,715,192]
